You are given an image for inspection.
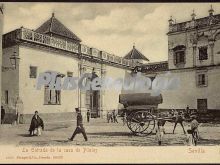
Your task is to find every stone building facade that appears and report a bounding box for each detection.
[1,13,147,123]
[140,6,220,115]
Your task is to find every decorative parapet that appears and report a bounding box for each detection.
[3,27,136,69]
[21,28,79,53]
[140,61,169,73]
[168,14,220,34]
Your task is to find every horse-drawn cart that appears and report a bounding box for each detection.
[119,93,163,135]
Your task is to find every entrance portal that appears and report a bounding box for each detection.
[90,90,100,118]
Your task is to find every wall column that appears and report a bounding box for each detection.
[209,40,215,65]
[192,43,197,67]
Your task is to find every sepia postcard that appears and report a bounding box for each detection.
[0,2,220,164]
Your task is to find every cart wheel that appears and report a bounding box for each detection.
[127,111,155,136]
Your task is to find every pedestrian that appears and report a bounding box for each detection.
[69,108,88,141]
[86,110,90,123]
[29,111,44,136]
[185,105,190,119]
[191,115,199,145]
[1,106,5,124]
[112,110,118,123]
[107,112,111,123]
[110,112,113,123]
[185,129,195,146]
[173,111,186,134]
[122,112,127,126]
[155,120,165,146]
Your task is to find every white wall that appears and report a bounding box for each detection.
[19,45,79,114]
[156,67,220,110]
[103,65,128,111]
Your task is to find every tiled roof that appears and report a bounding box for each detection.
[139,61,169,73]
[124,46,149,61]
[36,13,81,42]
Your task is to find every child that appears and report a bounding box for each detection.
[185,129,194,146]
[155,120,165,146]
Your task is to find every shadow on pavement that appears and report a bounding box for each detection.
[87,132,134,137]
[199,138,220,145]
[17,134,31,137]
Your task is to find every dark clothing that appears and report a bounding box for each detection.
[112,111,118,123]
[77,113,83,127]
[87,111,90,122]
[29,115,44,134]
[70,113,87,141]
[1,107,5,124]
[70,126,87,141]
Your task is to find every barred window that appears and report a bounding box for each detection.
[44,86,61,105]
[199,46,208,60]
[197,99,207,112]
[197,73,208,87]
[30,66,37,78]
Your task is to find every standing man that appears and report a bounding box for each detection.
[69,108,88,141]
[107,112,111,123]
[1,106,5,124]
[185,105,190,119]
[86,110,90,123]
[112,110,118,123]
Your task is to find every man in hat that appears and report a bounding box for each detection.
[69,108,88,141]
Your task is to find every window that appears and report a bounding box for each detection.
[44,86,61,105]
[197,99,207,112]
[30,66,37,78]
[5,90,8,104]
[67,71,73,77]
[199,46,208,60]
[173,45,186,65]
[196,72,208,87]
[174,51,185,64]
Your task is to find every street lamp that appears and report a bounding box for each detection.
[2,52,20,71]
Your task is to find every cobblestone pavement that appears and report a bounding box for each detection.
[0,117,220,146]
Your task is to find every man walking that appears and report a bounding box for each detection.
[69,108,88,141]
[86,110,90,123]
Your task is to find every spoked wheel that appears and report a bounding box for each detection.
[127,111,155,136]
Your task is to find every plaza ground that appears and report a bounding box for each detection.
[0,117,220,146]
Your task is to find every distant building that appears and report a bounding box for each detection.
[140,6,220,115]
[2,13,149,123]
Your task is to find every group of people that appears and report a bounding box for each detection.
[28,108,88,141]
[26,106,200,146]
[106,110,118,123]
[155,107,200,146]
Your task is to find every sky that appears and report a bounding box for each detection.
[2,3,220,62]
